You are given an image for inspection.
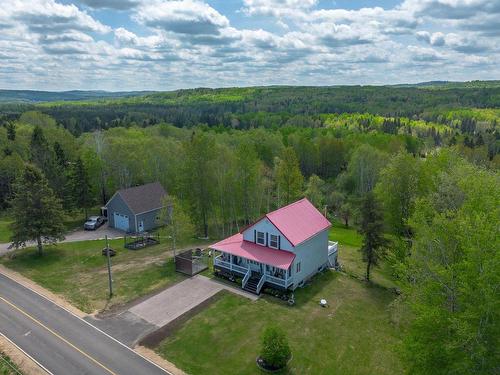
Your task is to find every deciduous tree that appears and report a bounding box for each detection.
[275,147,304,205]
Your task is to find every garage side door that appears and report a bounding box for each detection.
[113,212,129,232]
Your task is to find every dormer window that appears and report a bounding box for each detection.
[269,234,279,249]
[256,231,265,245]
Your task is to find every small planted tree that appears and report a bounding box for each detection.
[159,196,195,252]
[259,326,291,371]
[10,164,65,255]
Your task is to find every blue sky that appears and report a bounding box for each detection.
[0,0,498,91]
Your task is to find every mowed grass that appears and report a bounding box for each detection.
[157,271,403,375]
[0,218,13,243]
[329,221,394,289]
[157,223,403,375]
[0,238,209,313]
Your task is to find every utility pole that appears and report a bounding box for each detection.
[105,235,113,297]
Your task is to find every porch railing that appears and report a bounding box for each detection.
[256,274,266,294]
[242,268,251,289]
[265,274,286,287]
[214,255,248,274]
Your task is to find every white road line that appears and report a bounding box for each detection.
[0,332,54,375]
[0,272,171,375]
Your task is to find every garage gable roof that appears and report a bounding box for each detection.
[111,182,167,215]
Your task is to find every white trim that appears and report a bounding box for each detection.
[134,204,169,216]
[256,231,265,246]
[269,234,279,249]
[0,273,172,375]
[0,332,54,375]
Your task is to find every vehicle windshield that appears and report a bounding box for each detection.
[87,217,99,222]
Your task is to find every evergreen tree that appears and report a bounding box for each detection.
[275,147,304,205]
[359,193,388,281]
[53,141,67,167]
[6,122,15,141]
[30,126,52,169]
[10,164,65,255]
[68,158,93,218]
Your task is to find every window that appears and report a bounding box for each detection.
[269,234,279,249]
[256,231,265,245]
[296,262,301,273]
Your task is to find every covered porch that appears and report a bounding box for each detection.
[211,233,295,294]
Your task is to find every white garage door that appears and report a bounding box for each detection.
[113,212,129,232]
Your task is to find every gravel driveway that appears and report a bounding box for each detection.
[0,224,124,256]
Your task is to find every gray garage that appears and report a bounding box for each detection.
[105,182,168,233]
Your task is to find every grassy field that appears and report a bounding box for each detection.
[0,238,209,313]
[329,220,394,289]
[157,223,403,375]
[0,218,12,243]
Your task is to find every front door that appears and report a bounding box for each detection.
[248,260,261,274]
[138,220,144,232]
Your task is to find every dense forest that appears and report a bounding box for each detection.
[0,83,498,374]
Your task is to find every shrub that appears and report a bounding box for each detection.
[260,326,291,369]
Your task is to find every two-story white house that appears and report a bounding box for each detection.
[211,198,338,294]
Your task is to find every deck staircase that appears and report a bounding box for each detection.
[243,276,260,294]
[243,271,264,295]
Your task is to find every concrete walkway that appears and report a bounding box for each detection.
[129,275,257,328]
[0,225,124,256]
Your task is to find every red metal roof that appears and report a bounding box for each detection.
[265,198,331,247]
[211,233,295,270]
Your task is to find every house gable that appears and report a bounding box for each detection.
[242,218,294,252]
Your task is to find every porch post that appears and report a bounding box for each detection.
[230,254,233,272]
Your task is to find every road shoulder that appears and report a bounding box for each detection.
[0,335,48,375]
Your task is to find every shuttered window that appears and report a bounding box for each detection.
[269,234,279,249]
[256,231,265,245]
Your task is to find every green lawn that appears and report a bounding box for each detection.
[0,218,13,243]
[329,221,394,289]
[0,238,210,313]
[329,220,363,248]
[157,272,403,375]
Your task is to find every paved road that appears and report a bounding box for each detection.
[0,225,124,256]
[0,273,169,375]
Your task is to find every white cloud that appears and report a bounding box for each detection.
[0,0,499,90]
[135,0,230,35]
[0,0,110,34]
[242,0,318,17]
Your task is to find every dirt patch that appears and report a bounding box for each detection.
[0,335,46,375]
[139,291,226,348]
[134,346,187,375]
[0,265,87,319]
[96,255,165,274]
